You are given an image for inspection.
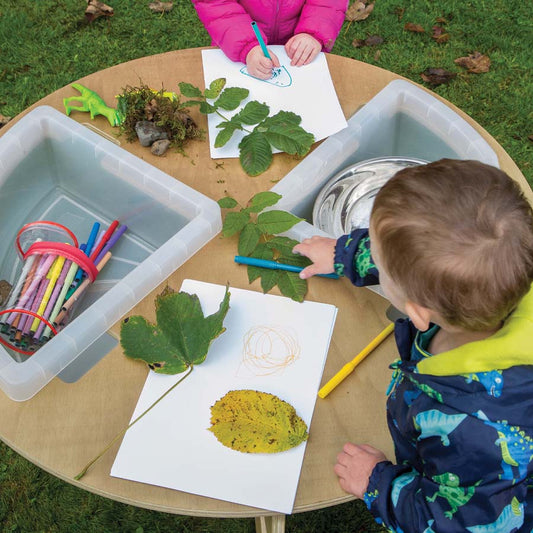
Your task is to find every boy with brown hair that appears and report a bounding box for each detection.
[294,159,533,532]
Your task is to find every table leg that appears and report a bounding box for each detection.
[255,514,286,533]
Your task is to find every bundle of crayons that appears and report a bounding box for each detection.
[0,220,127,355]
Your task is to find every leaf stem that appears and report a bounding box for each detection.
[214,109,252,134]
[74,365,194,481]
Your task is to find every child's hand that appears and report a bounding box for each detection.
[334,443,388,498]
[246,46,280,79]
[285,33,321,66]
[292,236,337,279]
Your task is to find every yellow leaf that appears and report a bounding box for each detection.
[208,390,308,453]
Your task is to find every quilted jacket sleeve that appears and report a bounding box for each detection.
[192,0,260,63]
[294,0,348,51]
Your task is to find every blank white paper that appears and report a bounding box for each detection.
[111,280,338,514]
[201,47,347,159]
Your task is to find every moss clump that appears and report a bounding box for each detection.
[116,83,204,151]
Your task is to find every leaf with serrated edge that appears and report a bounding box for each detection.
[247,244,273,283]
[178,82,202,98]
[260,268,279,293]
[215,124,238,148]
[200,101,216,114]
[238,223,262,256]
[264,124,314,156]
[209,389,309,453]
[257,210,303,234]
[218,196,238,209]
[266,235,300,257]
[222,211,250,237]
[216,87,250,111]
[239,132,273,176]
[261,110,302,127]
[277,271,307,302]
[233,101,270,125]
[204,78,226,99]
[246,191,282,213]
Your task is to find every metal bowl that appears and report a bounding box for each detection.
[312,156,428,236]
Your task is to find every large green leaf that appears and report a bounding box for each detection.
[239,132,273,176]
[261,110,302,127]
[215,122,240,147]
[245,191,281,213]
[217,196,238,209]
[238,222,262,256]
[232,101,270,125]
[266,235,301,258]
[263,124,315,156]
[222,210,250,237]
[215,87,250,111]
[204,78,226,99]
[256,210,303,234]
[276,271,307,302]
[209,390,309,453]
[247,244,273,283]
[120,286,231,372]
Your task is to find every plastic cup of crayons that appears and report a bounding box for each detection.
[0,221,102,356]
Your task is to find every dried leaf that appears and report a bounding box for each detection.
[454,52,491,73]
[394,7,405,21]
[346,1,374,22]
[209,390,309,453]
[435,16,449,24]
[352,38,366,48]
[85,0,113,22]
[420,68,457,86]
[404,22,425,33]
[374,49,382,61]
[365,35,384,46]
[0,113,11,129]
[149,2,173,13]
[432,26,450,43]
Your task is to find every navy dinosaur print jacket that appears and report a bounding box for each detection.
[334,228,533,533]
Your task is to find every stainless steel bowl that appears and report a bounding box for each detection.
[312,156,428,236]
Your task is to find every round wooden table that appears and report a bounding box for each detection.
[0,48,531,533]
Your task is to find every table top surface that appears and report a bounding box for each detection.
[0,47,531,518]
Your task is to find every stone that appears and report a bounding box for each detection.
[135,120,168,147]
[151,139,171,156]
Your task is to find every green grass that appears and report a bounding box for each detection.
[0,1,531,531]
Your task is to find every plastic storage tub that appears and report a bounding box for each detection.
[0,106,221,401]
[271,79,499,240]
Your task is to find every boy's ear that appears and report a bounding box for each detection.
[405,300,433,331]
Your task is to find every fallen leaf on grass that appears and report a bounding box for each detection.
[420,68,457,86]
[346,1,374,22]
[394,7,405,22]
[404,22,425,33]
[149,2,173,13]
[432,26,450,43]
[85,0,113,22]
[352,35,384,47]
[527,134,533,143]
[454,52,491,73]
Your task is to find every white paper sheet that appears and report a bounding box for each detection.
[201,47,347,159]
[111,280,338,513]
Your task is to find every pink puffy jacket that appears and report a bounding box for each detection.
[192,0,348,64]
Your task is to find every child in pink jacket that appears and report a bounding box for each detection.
[192,0,348,79]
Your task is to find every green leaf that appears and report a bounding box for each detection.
[238,223,262,256]
[215,122,240,147]
[260,268,280,293]
[218,196,238,209]
[232,101,270,125]
[222,210,250,237]
[209,389,308,453]
[179,82,202,98]
[204,78,226,99]
[276,271,307,302]
[247,244,273,283]
[215,87,250,111]
[200,101,216,114]
[246,191,282,213]
[120,286,231,372]
[256,210,303,234]
[239,132,273,176]
[262,110,302,127]
[265,235,300,257]
[120,316,189,374]
[263,124,315,156]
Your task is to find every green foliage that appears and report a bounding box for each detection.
[218,192,309,302]
[178,79,315,176]
[121,285,230,372]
